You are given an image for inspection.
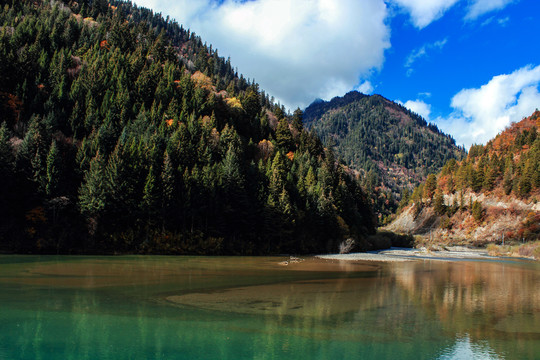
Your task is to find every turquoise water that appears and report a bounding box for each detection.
[0,255,538,359]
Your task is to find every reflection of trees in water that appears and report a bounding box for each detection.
[4,258,539,359]
[392,261,540,321]
[391,260,540,358]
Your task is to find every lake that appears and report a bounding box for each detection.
[0,255,538,359]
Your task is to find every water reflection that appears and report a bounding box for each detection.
[390,260,540,360]
[438,335,503,360]
[391,261,540,336]
[0,256,538,360]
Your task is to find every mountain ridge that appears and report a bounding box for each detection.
[387,111,539,255]
[303,90,466,223]
[0,0,379,254]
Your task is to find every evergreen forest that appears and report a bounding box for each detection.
[303,91,466,222]
[403,111,540,242]
[0,0,377,254]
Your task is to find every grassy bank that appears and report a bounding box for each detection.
[486,241,540,260]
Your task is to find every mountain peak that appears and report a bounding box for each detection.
[303,91,465,223]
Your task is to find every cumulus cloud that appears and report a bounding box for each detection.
[391,0,515,28]
[355,81,374,95]
[404,38,447,76]
[134,0,211,24]
[400,99,432,120]
[437,65,540,148]
[135,0,390,109]
[390,0,459,28]
[465,0,515,20]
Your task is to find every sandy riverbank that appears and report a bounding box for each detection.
[316,246,496,262]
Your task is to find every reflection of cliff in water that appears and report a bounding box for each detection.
[2,256,539,360]
[391,260,540,358]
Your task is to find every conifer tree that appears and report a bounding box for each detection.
[433,191,446,215]
[275,118,294,152]
[0,122,13,172]
[472,201,483,222]
[0,0,379,254]
[503,163,513,195]
[142,165,160,218]
[161,151,176,213]
[423,174,437,200]
[45,140,61,197]
[292,108,304,133]
[79,153,106,217]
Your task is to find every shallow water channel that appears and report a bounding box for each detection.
[0,255,538,359]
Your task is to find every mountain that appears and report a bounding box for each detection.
[303,91,466,223]
[386,111,539,255]
[0,0,377,254]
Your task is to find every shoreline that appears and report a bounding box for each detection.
[316,246,503,262]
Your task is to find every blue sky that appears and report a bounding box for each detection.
[134,0,539,148]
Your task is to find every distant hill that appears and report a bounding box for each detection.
[0,0,376,254]
[303,91,465,222]
[386,111,539,253]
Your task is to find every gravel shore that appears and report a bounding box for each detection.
[316,246,494,262]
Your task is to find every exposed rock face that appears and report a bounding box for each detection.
[384,206,438,235]
[387,111,540,247]
[386,192,539,246]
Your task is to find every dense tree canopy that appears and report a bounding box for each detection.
[0,0,376,254]
[303,91,465,223]
[405,111,540,242]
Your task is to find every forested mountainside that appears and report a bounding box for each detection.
[0,0,376,254]
[387,111,540,251]
[303,91,465,223]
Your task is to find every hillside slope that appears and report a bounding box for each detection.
[387,111,540,250]
[303,91,465,222]
[0,0,376,254]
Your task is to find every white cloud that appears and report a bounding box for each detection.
[134,0,390,110]
[355,81,374,94]
[134,0,211,24]
[390,0,459,28]
[404,38,447,76]
[465,0,515,20]
[398,99,432,120]
[436,65,540,148]
[391,0,515,28]
[497,16,510,26]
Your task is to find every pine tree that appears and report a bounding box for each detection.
[161,151,176,212]
[470,168,483,193]
[483,165,496,191]
[268,151,287,203]
[0,0,379,254]
[292,108,304,133]
[433,191,446,215]
[79,153,107,217]
[423,174,437,200]
[142,165,160,218]
[518,159,533,196]
[240,87,261,121]
[503,163,513,195]
[222,144,244,187]
[45,140,61,197]
[275,118,294,152]
[0,122,13,172]
[472,201,484,222]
